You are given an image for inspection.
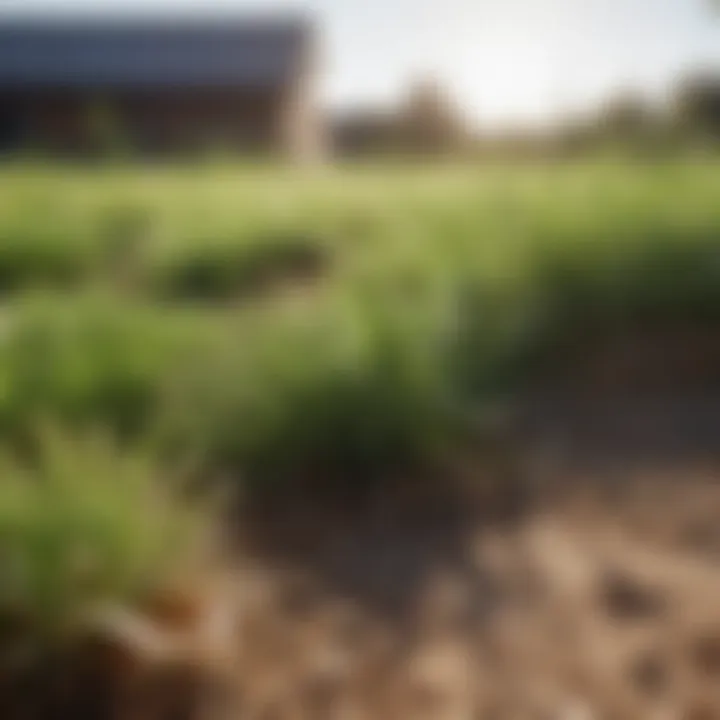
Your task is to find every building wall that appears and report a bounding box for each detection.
[0,86,308,158]
[276,37,326,164]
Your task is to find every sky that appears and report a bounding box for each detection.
[1,0,719,129]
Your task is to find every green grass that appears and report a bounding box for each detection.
[0,161,717,480]
[0,159,718,647]
[0,428,207,643]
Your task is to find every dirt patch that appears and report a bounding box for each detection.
[218,455,720,720]
[6,465,720,719]
[541,323,720,396]
[3,380,720,719]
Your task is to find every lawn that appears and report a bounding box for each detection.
[0,159,718,643]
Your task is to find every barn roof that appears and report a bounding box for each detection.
[0,16,311,89]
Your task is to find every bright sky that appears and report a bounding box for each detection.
[1,0,719,128]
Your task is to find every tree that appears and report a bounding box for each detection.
[600,92,656,137]
[674,74,720,137]
[398,78,467,156]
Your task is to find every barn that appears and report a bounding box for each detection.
[0,16,324,160]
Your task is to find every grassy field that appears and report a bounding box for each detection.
[0,160,719,646]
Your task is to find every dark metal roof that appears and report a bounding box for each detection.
[0,17,310,89]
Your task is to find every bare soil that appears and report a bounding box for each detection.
[3,331,720,720]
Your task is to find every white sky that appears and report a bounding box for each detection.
[1,0,719,128]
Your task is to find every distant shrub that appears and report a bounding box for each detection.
[0,228,95,294]
[153,232,329,302]
[158,298,452,491]
[531,228,720,332]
